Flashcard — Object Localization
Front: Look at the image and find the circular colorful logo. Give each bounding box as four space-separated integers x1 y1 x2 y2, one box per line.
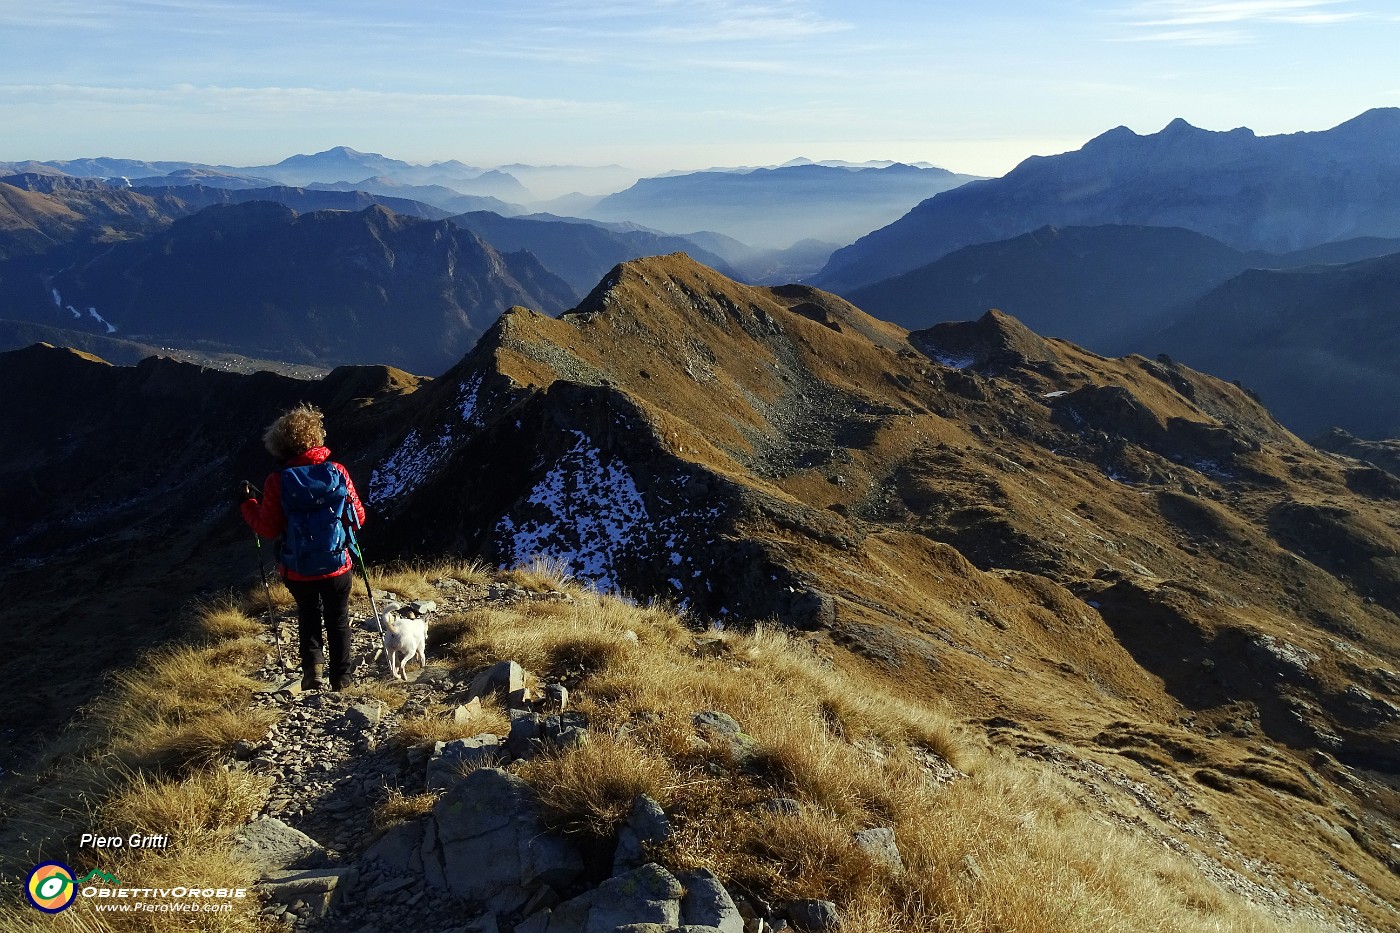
26 862 77 913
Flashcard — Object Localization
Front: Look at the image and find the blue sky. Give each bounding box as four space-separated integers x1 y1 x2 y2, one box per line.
2 0 1397 177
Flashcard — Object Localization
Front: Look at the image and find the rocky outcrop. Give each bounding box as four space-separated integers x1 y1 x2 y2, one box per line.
911 309 1059 372
364 768 584 913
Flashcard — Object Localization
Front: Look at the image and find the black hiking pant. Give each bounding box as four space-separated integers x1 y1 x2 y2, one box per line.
286 571 353 682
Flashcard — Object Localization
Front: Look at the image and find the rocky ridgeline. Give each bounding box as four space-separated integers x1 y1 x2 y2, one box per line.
226 578 869 933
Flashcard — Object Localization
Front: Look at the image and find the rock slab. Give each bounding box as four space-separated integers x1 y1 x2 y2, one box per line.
233 817 328 878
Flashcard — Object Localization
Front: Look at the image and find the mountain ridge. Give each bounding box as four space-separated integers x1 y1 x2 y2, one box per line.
816 107 1400 293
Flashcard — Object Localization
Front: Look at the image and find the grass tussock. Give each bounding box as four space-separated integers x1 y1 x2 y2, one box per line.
395 699 511 749
519 733 677 839
102 770 272 849
100 642 274 773
242 576 293 610
372 557 496 597
498 556 574 592
375 788 440 831
193 600 266 642
0 591 280 932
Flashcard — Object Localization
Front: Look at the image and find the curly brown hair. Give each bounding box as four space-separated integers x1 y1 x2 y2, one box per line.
263 404 326 460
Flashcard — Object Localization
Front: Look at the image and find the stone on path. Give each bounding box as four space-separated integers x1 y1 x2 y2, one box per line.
426 735 503 791
232 817 328 878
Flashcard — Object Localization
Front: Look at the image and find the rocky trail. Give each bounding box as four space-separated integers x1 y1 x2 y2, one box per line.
238 576 495 932
228 577 775 933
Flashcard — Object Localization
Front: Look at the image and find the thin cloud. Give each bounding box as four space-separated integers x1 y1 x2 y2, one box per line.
519 0 853 43
0 83 627 117
1119 26 1254 42
643 12 853 42
1116 0 1370 43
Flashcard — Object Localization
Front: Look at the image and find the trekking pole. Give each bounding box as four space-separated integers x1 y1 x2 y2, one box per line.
344 521 385 636
252 530 289 672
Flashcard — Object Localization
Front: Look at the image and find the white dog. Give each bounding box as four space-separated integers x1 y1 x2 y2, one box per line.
382 609 427 680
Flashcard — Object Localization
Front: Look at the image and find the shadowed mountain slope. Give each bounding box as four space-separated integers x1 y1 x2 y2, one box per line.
132 181 455 220
2 202 575 375
1141 251 1400 439
0 174 192 254
1314 429 1400 482
849 224 1400 350
306 178 523 215
817 108 1400 293
3 256 1399 928
847 224 1260 348
0 173 455 263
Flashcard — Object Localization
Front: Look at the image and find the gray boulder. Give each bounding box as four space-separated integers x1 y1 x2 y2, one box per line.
426 735 504 790
232 817 328 878
430 768 583 902
361 820 425 874
468 660 526 701
613 796 672 874
343 700 386 729
788 899 841 931
550 862 684 933
256 868 346 919
852 827 903 872
677 869 743 933
692 710 758 764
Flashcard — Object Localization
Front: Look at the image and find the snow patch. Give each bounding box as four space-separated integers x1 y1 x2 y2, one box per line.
497 432 649 593
932 352 976 370
457 374 483 425
368 373 490 504
369 428 455 504
50 288 116 332
86 307 117 334
495 436 725 599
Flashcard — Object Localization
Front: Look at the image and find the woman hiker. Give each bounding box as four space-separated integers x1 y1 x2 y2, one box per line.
240 404 366 691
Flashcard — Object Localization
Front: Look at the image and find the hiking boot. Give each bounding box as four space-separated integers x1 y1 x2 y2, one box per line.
301 664 326 691
332 673 353 692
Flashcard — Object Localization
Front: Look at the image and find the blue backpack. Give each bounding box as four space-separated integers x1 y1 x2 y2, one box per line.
278 463 350 576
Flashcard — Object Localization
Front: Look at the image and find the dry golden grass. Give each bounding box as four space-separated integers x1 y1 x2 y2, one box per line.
242 575 293 610
519 733 678 839
405 578 1311 933
0 843 266 933
343 679 409 709
192 600 266 642
394 698 511 749
102 770 271 849
0 602 274 933
434 558 493 586
498 556 574 592
2 573 1325 933
368 561 440 600
374 788 440 831
98 640 274 773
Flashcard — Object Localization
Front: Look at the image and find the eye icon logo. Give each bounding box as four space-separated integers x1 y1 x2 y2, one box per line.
26 862 77 912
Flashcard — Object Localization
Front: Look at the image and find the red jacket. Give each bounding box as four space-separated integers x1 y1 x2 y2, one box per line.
241 446 366 581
